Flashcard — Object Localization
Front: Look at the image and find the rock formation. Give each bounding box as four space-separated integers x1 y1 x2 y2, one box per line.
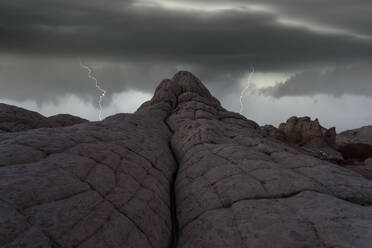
334 126 372 180
47 114 88 127
278 116 335 147
0 103 88 132
337 125 372 161
1 72 372 248
262 117 342 160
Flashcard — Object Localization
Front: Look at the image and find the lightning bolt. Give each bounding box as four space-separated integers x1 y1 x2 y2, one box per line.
78 58 107 121
239 66 255 115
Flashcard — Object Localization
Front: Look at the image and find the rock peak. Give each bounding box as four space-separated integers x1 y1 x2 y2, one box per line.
138 71 221 116
171 71 213 98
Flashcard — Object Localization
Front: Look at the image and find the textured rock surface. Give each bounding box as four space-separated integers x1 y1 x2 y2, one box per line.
157 73 372 248
0 103 88 132
262 117 342 160
337 126 372 161
0 106 176 247
0 103 54 132
261 125 286 142
337 125 372 147
47 114 88 127
278 116 336 147
1 72 372 248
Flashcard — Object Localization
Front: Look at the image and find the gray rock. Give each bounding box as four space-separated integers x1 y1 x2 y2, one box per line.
47 114 88 127
1 71 372 247
337 126 372 161
0 108 176 247
0 103 53 132
337 125 372 146
367 158 372 166
0 103 89 133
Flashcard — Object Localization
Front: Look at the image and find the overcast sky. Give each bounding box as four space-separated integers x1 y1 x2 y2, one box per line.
0 0 371 131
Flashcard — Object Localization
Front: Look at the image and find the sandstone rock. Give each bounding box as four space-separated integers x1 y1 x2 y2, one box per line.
337 126 372 161
262 117 342 160
337 125 372 146
1 71 372 248
0 103 88 132
47 114 88 127
367 158 372 166
0 103 53 132
277 116 336 148
261 125 286 142
0 107 176 247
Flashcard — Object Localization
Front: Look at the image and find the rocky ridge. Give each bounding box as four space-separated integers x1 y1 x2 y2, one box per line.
1 72 372 248
0 103 88 132
262 116 341 160
263 117 372 180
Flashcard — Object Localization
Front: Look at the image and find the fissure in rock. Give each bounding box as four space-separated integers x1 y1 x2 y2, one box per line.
163 117 180 248
168 140 180 248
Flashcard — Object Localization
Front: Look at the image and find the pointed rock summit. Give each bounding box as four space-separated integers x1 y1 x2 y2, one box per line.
1 72 372 248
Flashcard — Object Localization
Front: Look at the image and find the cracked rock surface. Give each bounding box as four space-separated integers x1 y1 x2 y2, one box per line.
0 105 176 247
1 71 372 247
0 103 88 133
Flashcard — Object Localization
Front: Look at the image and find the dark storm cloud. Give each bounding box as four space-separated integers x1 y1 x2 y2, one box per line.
0 0 371 70
261 0 372 37
0 0 372 103
0 56 180 103
185 0 372 37
260 63 372 98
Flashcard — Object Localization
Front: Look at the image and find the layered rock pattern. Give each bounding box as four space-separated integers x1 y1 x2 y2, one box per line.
1 72 372 247
278 116 336 148
156 73 372 248
0 106 176 247
262 117 341 160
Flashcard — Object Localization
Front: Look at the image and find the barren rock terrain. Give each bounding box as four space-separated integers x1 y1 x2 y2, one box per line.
1 72 372 248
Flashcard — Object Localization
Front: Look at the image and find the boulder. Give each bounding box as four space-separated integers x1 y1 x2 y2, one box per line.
337 126 372 161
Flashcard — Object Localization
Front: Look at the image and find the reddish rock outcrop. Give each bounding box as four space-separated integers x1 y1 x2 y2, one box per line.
1 72 372 248
277 116 337 148
261 125 287 142
262 116 342 160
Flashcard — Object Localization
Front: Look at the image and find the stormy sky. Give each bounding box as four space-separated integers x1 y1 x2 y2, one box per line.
0 0 371 131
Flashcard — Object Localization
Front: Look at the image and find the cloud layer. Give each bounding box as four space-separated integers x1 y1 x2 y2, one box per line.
0 0 371 129
260 63 372 98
